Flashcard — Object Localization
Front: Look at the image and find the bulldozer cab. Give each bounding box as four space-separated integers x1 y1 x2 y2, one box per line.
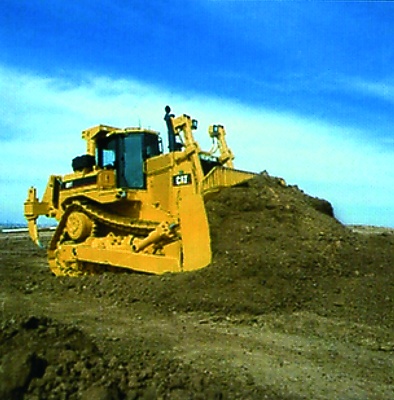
78 108 232 194
79 126 162 190
96 131 162 189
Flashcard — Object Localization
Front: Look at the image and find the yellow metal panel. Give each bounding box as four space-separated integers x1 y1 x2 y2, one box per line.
74 245 181 274
178 193 211 272
97 170 116 189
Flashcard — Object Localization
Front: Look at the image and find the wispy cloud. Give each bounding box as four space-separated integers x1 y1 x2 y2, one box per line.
345 78 394 104
1 65 393 227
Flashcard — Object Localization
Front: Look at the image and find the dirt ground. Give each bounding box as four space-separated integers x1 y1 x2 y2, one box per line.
1 173 393 399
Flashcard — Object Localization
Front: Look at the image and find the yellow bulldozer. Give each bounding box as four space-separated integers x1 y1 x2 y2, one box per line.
24 106 256 276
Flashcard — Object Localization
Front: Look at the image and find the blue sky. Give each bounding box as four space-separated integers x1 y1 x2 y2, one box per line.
1 0 393 227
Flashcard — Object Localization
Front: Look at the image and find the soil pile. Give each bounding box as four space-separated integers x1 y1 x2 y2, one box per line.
58 173 393 327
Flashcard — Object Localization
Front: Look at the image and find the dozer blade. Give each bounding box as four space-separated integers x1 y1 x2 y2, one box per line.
178 193 211 272
200 166 257 199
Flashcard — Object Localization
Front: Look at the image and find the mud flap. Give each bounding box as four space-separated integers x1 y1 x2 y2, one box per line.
178 193 212 272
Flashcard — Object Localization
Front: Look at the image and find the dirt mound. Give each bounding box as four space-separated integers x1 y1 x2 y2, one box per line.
57 173 392 328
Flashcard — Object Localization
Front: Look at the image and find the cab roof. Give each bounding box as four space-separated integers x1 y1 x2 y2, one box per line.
82 124 160 142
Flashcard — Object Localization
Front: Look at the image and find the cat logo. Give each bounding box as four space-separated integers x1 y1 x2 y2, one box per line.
173 173 192 186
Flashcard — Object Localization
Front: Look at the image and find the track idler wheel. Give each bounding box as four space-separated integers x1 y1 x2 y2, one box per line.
66 212 92 242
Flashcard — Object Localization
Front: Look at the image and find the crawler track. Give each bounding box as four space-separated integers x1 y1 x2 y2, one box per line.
47 201 161 276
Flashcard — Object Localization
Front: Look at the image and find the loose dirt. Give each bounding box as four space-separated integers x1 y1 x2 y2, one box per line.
1 173 393 399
